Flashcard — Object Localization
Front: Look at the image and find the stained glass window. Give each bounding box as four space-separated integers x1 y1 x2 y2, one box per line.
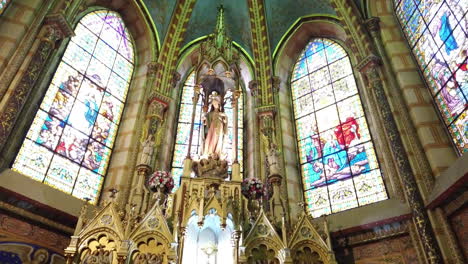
0 0 11 15
171 72 244 189
292 38 387 217
12 10 134 204
394 0 468 154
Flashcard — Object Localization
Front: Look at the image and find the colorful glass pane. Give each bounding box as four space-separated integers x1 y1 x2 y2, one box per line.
395 0 468 154
12 10 134 204
170 72 244 189
292 38 387 217
0 0 11 15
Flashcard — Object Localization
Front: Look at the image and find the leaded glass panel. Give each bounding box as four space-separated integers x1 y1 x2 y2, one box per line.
0 0 11 15
12 10 134 204
394 0 468 154
292 38 387 217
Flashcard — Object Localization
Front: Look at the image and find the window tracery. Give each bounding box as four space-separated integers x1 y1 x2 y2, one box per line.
291 38 387 217
12 10 135 204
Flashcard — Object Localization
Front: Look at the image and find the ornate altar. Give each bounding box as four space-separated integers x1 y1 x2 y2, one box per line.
63 6 337 264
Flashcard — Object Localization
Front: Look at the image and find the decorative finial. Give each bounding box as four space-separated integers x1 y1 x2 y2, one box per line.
214 5 226 49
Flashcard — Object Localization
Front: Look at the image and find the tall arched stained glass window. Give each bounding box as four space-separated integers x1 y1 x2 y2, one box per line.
171 72 244 189
394 0 467 154
292 38 387 217
12 10 134 204
0 0 11 15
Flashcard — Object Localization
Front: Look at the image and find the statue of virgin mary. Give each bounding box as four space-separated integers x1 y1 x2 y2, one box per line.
202 91 228 157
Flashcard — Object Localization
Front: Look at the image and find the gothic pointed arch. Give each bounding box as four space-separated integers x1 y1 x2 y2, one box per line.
290 38 387 217
393 0 467 154
11 10 135 204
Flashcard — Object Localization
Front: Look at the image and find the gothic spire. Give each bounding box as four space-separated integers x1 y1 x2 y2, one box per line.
214 5 226 49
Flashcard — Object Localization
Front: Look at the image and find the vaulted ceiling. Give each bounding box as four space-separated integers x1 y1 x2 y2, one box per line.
141 0 338 58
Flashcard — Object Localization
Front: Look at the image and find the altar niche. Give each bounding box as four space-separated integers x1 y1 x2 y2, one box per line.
182 209 235 264
177 60 243 182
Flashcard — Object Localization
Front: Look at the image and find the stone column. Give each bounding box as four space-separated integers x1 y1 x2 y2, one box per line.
231 89 241 181
364 16 435 198
358 56 443 264
127 90 169 213
182 85 201 177
0 14 73 150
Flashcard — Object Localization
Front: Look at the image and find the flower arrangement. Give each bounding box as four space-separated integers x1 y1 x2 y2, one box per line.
148 171 174 194
241 177 265 200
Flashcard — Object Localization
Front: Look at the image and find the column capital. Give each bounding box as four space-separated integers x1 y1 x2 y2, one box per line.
256 105 277 117
271 76 281 94
356 54 382 73
44 13 74 40
147 62 162 77
249 80 260 97
365 17 381 35
147 92 171 108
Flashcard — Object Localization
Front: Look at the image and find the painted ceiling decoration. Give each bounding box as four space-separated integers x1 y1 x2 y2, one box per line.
264 0 336 55
142 0 177 46
141 0 337 58
182 0 253 56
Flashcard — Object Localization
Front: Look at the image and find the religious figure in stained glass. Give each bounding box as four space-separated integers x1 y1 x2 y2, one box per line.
292 38 387 217
395 0 468 154
12 10 134 203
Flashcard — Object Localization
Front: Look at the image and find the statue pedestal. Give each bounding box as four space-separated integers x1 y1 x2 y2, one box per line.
192 155 228 179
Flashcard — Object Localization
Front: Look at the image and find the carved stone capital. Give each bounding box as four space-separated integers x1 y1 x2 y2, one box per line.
147 61 162 77
44 13 74 40
147 100 168 121
356 54 381 73
257 110 275 130
249 80 259 97
147 92 171 120
365 17 381 35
